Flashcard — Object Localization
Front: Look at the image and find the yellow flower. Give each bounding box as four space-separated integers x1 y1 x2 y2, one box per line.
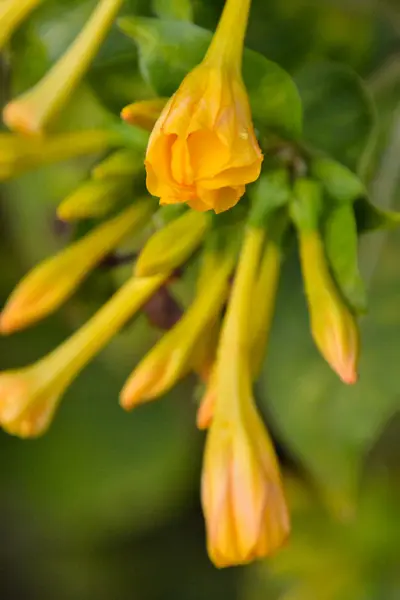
0 274 166 437
0 201 153 333
201 227 289 567
121 98 168 132
3 0 124 135
299 229 359 384
145 0 263 214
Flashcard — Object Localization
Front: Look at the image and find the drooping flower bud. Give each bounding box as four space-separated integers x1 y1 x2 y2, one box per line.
134 209 210 277
0 201 154 333
57 177 132 221
202 227 289 567
0 273 166 438
3 0 124 135
121 242 236 409
0 130 115 182
292 179 360 384
121 98 168 131
145 0 263 213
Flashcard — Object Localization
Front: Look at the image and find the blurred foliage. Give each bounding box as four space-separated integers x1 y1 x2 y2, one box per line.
1 0 400 599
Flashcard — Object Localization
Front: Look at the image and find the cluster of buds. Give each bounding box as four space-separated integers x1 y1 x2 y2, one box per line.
0 0 386 568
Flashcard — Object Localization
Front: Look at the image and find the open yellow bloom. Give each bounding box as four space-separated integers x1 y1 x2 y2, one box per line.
145 0 263 213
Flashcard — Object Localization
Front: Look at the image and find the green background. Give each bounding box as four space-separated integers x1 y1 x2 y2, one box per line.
0 0 399 598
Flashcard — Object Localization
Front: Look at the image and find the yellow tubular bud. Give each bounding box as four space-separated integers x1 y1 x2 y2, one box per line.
250 236 284 378
0 130 116 182
299 229 359 385
145 0 262 214
201 226 289 568
0 0 43 49
197 368 216 430
3 0 124 135
91 149 145 180
0 201 154 334
134 210 210 277
120 245 236 409
57 177 132 222
121 98 168 131
0 273 167 438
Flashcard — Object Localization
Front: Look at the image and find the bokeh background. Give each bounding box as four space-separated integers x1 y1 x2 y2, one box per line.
1 0 400 598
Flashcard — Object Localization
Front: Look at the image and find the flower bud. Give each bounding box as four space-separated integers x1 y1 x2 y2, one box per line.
121 245 235 409
0 201 153 333
121 98 168 131
134 210 210 277
0 130 114 181
91 149 144 180
57 177 132 221
299 229 359 384
3 0 124 134
0 0 42 49
145 0 262 213
201 226 289 567
0 274 167 437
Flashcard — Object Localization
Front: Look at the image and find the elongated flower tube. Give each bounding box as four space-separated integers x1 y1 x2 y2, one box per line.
120 241 236 409
0 0 43 49
91 149 145 180
135 209 210 277
3 0 124 135
0 274 167 438
121 98 168 132
202 227 289 568
145 0 263 213
57 177 133 221
0 200 154 334
292 179 359 384
0 130 116 181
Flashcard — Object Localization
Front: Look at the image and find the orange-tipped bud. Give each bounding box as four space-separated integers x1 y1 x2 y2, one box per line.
0 201 153 333
0 274 166 437
145 0 262 213
3 0 124 135
201 226 289 567
121 98 168 131
202 401 290 568
299 230 360 384
121 244 235 409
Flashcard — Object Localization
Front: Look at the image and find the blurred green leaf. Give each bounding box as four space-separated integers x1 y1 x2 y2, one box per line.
311 156 366 204
118 16 302 138
324 204 367 313
295 62 375 170
355 198 400 233
152 0 193 21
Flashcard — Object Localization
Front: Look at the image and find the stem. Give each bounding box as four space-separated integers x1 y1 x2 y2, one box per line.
205 0 252 67
0 0 43 49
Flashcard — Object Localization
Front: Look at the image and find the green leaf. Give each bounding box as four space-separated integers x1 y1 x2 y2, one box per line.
295 62 375 170
248 169 291 227
355 198 400 233
152 0 193 21
311 156 366 204
118 16 302 138
324 204 367 313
